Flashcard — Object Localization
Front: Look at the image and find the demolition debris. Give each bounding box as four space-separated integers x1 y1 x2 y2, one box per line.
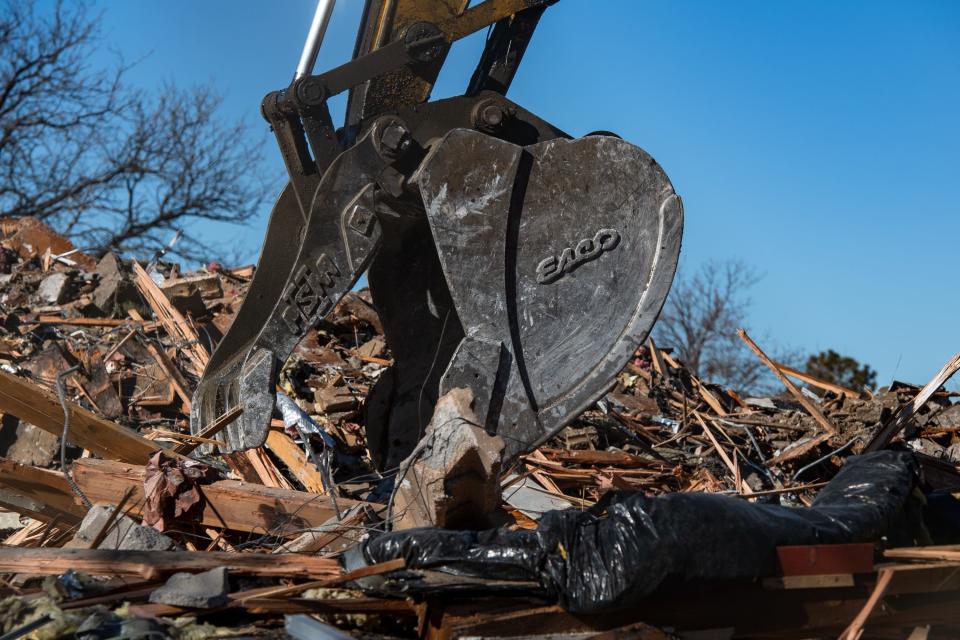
0 217 958 638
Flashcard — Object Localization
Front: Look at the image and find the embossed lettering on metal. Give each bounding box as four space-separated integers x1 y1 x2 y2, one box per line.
280 253 341 332
535 228 621 284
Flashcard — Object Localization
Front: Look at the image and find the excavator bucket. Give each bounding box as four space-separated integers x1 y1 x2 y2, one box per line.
190 0 683 472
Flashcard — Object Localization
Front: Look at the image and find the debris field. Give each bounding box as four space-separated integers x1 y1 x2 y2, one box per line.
0 217 958 639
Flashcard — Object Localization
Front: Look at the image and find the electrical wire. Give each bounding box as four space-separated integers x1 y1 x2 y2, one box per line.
56 365 92 509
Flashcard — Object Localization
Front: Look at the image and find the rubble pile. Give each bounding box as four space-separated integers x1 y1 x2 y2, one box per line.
0 218 958 638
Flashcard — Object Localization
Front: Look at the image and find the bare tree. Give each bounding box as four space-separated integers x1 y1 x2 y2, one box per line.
654 259 770 392
0 1 267 261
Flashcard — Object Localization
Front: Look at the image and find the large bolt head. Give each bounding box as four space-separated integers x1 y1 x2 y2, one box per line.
473 100 508 132
377 120 412 159
480 104 504 128
404 22 445 64
295 78 326 106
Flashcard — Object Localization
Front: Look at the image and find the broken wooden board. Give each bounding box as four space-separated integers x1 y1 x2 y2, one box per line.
131 262 209 377
0 458 84 524
885 544 960 562
771 360 864 399
0 369 162 464
738 329 836 435
866 352 960 452
72 458 360 536
266 429 327 493
0 547 341 580
159 271 223 301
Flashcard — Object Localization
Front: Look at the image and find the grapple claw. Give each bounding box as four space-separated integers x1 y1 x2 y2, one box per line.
190 126 389 451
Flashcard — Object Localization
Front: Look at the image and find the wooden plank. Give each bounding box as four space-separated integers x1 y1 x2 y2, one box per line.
768 432 832 465
776 543 875 576
762 574 856 590
233 558 406 603
266 430 327 493
647 337 667 377
737 330 836 435
72 458 360 536
660 350 728 416
0 369 161 464
838 568 894 640
32 316 145 328
131 596 415 618
173 406 243 455
535 447 647 468
0 547 341 580
770 360 863 398
865 353 960 452
132 262 209 377
885 545 960 562
694 413 752 495
0 458 84 524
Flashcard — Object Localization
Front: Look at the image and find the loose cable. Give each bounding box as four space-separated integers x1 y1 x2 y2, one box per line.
56 365 93 509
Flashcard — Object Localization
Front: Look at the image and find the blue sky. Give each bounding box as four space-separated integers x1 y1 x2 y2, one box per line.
86 0 959 387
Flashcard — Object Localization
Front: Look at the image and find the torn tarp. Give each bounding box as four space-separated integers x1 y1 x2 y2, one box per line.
362 451 926 613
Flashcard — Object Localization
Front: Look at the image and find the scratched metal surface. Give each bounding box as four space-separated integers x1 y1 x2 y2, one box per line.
418 129 683 460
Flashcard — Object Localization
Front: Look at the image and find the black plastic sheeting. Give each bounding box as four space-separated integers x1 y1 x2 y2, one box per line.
363 451 928 613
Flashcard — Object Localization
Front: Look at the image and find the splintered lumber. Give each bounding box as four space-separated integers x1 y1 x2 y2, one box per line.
0 369 161 464
173 406 243 455
737 329 836 435
33 316 136 327
659 349 728 415
694 413 752 495
234 558 405 603
240 447 295 490
838 569 894 640
127 559 407 619
884 545 960 562
72 458 360 536
132 262 209 377
0 458 84 524
768 432 833 465
131 269 288 486
0 547 341 580
231 596 416 617
865 353 960 452
770 360 863 399
647 337 668 377
266 429 327 493
536 447 647 468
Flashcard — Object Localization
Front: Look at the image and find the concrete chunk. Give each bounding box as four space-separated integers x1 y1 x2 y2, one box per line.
37 271 70 304
91 253 139 316
67 503 177 551
149 567 229 609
